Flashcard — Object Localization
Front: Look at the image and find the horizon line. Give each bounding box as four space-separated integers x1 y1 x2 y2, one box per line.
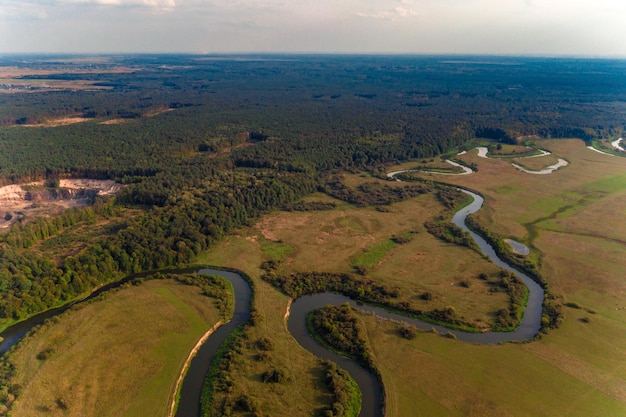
1 51 626 60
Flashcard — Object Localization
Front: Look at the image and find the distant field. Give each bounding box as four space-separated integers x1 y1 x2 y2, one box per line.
510 154 560 171
7 279 222 417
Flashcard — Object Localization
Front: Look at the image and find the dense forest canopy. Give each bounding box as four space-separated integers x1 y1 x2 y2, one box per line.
1 55 625 182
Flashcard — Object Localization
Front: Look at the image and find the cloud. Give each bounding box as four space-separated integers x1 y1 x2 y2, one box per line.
0 1 51 20
61 0 176 11
357 4 417 20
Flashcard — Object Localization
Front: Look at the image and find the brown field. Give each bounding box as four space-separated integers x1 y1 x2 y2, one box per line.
510 154 560 170
214 180 512 326
19 116 92 127
0 64 135 94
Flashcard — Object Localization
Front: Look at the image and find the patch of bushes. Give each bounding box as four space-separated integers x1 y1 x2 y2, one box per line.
255 337 274 352
424 219 479 251
398 323 418 340
320 360 361 417
261 368 288 383
173 273 234 319
284 201 337 211
308 304 374 370
36 347 54 361
324 176 430 207
420 291 433 301
309 305 384 417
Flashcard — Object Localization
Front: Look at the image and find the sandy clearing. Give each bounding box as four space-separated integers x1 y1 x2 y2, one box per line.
611 137 624 151
20 117 91 127
0 179 123 230
59 179 122 195
587 146 615 156
99 118 128 125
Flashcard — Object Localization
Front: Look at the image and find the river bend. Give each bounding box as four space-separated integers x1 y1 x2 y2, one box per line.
0 184 545 417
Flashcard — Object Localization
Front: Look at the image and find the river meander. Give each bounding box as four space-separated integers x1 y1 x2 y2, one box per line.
0 183 545 417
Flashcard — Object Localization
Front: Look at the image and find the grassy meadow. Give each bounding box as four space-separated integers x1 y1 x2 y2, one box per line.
7 279 222 417
376 139 626 416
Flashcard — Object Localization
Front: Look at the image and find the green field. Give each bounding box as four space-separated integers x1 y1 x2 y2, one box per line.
6 279 223 417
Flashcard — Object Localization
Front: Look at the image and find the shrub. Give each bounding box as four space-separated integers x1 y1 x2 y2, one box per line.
234 395 259 412
398 324 418 340
262 368 288 383
36 347 54 361
421 291 433 301
256 337 274 351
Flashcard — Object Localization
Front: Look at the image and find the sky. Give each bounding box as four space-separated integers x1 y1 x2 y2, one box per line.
1 0 625 56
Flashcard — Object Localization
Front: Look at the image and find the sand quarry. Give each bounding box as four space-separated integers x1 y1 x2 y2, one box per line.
0 179 122 231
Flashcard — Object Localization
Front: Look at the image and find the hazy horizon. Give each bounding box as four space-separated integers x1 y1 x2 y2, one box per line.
2 0 626 57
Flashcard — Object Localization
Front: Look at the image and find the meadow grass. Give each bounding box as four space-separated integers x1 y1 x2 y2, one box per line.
380 139 626 416
248 186 511 326
8 279 222 417
510 154 559 171
363 314 626 417
351 238 397 267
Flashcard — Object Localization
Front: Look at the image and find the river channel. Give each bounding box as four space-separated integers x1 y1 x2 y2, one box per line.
0 186 544 417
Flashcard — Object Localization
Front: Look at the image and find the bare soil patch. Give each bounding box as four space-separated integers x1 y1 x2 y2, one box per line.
0 179 122 232
20 117 91 127
99 118 128 125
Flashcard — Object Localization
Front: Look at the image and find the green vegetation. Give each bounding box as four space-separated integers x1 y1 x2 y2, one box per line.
258 236 294 261
0 276 228 417
351 238 397 268
1 55 625 417
321 361 362 417
308 305 377 416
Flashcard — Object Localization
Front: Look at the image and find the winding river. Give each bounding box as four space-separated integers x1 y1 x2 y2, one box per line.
0 183 545 417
